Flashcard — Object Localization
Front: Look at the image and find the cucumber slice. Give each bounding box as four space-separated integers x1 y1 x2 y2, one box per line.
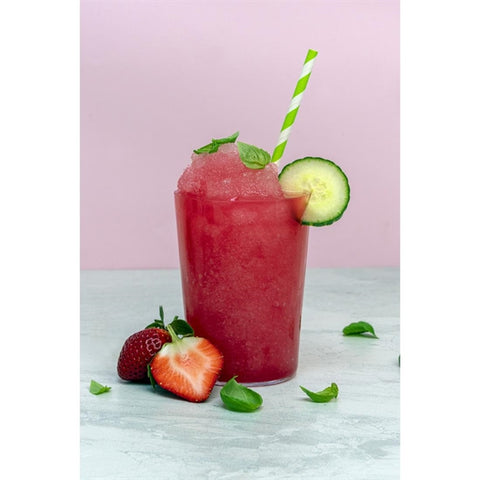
278 157 350 226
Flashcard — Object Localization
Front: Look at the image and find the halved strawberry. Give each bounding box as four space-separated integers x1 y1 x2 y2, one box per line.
117 323 171 382
149 324 223 402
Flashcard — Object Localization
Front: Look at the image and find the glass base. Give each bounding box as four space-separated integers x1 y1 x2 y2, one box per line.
216 372 296 387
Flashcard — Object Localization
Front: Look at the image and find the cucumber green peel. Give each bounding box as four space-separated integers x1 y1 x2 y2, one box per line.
278 157 350 226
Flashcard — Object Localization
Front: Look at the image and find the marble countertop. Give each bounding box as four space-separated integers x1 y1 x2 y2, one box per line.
80 268 399 479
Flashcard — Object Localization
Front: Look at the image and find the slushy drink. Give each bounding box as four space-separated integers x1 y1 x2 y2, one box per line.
175 142 309 385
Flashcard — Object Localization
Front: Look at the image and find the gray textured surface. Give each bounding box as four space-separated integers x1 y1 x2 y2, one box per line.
81 268 399 479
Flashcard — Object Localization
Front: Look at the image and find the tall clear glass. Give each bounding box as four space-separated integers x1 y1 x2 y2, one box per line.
175 191 309 385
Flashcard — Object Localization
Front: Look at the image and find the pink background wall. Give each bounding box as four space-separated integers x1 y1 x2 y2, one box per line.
81 0 399 269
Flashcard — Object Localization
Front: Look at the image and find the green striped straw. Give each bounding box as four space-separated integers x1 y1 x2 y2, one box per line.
271 49 318 163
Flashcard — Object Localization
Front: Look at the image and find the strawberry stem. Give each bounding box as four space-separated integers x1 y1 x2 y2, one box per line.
166 324 181 344
145 306 166 329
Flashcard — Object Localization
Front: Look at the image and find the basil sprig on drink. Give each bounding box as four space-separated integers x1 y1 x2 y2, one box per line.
193 131 240 154
237 142 271 169
193 131 271 169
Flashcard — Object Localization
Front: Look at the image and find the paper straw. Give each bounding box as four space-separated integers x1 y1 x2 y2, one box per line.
271 49 318 163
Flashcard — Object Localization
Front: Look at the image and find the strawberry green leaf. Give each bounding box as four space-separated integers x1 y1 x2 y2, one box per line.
89 380 111 395
145 319 165 329
169 317 194 337
147 364 158 390
220 377 263 412
342 321 378 338
146 305 166 329
300 383 338 403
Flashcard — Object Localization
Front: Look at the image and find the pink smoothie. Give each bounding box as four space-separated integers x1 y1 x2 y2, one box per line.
175 144 308 384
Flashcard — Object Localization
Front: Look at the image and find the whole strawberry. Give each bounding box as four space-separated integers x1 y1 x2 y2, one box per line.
117 307 171 382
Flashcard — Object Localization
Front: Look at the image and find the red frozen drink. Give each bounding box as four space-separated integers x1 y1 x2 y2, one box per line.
175 142 309 384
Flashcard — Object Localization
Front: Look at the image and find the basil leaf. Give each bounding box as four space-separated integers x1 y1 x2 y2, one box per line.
169 317 194 337
342 321 378 338
194 131 239 154
220 377 263 412
89 380 111 395
237 141 271 169
300 383 338 403
212 131 239 145
193 144 218 154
